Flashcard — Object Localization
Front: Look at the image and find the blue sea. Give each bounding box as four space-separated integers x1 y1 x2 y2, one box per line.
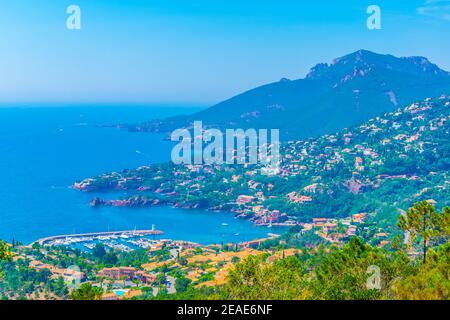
0 106 280 245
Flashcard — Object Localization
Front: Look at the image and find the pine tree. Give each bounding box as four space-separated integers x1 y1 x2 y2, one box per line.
398 201 442 263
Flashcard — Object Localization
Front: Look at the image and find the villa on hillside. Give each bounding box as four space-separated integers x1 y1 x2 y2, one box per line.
98 267 156 284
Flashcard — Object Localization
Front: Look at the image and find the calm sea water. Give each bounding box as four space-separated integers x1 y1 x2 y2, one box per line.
0 106 278 245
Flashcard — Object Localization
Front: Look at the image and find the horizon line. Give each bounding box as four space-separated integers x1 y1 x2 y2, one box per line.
0 101 212 108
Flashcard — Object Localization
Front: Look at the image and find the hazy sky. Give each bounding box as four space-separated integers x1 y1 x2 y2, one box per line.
1 0 449 105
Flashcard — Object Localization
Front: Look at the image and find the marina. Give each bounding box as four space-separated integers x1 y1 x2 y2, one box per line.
33 227 164 250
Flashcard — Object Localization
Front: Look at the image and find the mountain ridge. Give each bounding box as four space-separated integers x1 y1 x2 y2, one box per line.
125 50 450 140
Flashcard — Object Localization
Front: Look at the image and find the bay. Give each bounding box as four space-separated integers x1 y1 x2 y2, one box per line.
0 106 279 245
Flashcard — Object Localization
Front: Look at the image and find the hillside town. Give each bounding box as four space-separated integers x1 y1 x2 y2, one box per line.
1 97 449 300
73 96 449 228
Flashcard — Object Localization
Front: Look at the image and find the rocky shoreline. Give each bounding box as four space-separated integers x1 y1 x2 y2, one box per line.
89 195 204 210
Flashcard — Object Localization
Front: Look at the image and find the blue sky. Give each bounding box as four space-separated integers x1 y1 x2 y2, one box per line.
0 0 449 105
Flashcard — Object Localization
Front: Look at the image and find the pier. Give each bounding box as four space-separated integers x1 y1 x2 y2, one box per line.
33 229 164 246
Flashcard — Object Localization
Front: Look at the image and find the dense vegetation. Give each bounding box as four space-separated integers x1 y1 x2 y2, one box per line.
149 202 449 300
152 237 449 300
0 242 68 300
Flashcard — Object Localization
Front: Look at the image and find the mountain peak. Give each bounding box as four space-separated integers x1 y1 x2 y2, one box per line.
333 49 380 63
306 50 448 81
